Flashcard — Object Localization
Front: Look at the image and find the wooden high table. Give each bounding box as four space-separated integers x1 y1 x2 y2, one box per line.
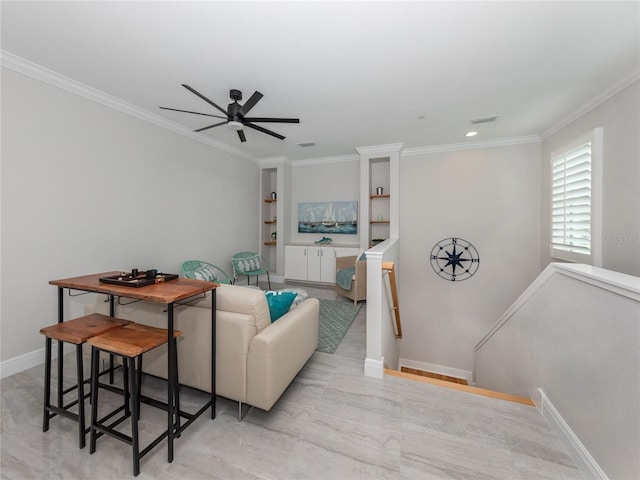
49 271 218 463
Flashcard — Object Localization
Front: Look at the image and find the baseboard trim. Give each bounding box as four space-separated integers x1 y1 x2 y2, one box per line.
0 344 75 379
364 357 384 379
398 358 473 384
538 389 608 480
1 349 44 379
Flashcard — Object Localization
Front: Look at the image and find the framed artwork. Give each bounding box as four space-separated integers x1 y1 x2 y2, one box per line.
298 201 358 234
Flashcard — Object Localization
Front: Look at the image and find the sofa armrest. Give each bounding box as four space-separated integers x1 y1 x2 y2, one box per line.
246 297 320 411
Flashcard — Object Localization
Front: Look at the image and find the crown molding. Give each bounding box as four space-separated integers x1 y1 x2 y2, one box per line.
0 50 258 162
540 69 640 140
291 153 359 166
402 135 540 157
258 156 290 167
356 143 404 156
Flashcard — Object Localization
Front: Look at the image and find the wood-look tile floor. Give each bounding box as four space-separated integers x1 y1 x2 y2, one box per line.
0 282 583 479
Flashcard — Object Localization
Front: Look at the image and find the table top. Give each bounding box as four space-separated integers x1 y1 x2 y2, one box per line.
50 271 218 304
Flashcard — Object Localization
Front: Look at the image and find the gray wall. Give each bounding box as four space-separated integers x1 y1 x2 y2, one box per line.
1 67 259 363
474 264 640 480
290 159 360 246
398 143 542 375
541 80 640 276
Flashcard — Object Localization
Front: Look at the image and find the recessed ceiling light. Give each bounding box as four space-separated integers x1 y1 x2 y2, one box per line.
465 131 478 137
297 141 316 147
417 115 426 120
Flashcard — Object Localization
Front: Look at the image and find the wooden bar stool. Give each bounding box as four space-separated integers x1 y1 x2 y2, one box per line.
39 313 133 449
88 323 182 477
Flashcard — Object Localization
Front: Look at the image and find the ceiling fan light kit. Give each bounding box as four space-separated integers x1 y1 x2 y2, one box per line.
160 85 299 142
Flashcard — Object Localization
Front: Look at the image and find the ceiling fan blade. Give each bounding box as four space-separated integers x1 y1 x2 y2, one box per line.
238 91 263 117
244 122 285 140
194 121 228 132
238 130 247 142
243 117 300 123
159 106 227 119
182 84 228 116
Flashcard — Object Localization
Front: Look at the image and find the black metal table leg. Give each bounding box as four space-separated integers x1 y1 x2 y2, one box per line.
167 302 175 463
211 289 216 419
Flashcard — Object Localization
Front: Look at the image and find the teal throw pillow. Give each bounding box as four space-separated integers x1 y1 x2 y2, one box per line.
265 291 298 322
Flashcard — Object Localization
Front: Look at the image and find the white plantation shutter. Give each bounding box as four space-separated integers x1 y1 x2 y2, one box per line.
550 128 602 265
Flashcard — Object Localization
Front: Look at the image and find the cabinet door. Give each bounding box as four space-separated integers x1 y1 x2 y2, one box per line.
306 246 322 282
285 246 308 281
319 246 336 283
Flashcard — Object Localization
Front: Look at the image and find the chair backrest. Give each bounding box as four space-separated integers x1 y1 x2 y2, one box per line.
182 260 231 284
230 252 269 275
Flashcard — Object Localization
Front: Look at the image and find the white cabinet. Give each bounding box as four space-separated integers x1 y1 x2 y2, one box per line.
284 245 308 280
307 246 335 283
285 245 359 283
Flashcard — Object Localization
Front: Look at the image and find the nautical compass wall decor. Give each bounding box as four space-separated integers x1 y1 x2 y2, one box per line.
430 237 480 281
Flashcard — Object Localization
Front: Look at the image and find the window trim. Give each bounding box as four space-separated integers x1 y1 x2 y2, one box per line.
550 127 603 266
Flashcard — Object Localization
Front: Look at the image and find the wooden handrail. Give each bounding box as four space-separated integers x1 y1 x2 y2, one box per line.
382 261 402 338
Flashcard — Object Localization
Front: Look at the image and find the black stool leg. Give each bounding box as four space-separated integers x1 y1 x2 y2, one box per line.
123 358 130 416
75 344 86 449
136 356 143 419
128 356 141 477
57 340 64 408
89 347 100 454
171 337 181 436
42 337 52 432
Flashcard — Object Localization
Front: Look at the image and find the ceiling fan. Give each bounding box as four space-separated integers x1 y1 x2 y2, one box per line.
160 85 300 142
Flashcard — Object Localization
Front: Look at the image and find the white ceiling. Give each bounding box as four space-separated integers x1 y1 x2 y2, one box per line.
2 1 639 161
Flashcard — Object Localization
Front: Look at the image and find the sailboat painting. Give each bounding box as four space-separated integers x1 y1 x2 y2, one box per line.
298 201 358 234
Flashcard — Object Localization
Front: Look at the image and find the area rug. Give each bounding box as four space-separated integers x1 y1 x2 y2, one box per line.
317 299 362 354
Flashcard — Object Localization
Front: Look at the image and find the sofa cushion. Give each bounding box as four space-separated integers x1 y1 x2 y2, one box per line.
180 284 271 333
265 291 298 322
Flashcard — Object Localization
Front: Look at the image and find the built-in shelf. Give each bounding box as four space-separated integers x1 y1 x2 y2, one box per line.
264 198 276 203
370 220 390 224
264 220 276 224
264 241 276 246
369 194 390 199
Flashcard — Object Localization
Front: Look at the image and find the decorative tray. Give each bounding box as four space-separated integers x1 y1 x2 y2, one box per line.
99 271 178 288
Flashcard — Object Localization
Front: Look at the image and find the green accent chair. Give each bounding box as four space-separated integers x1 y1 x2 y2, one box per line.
231 252 271 290
181 260 231 284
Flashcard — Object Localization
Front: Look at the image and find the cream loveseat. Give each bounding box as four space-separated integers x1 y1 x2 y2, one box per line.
86 284 319 416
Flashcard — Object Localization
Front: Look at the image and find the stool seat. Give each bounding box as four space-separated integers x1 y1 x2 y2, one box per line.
88 323 183 476
40 313 133 450
40 313 133 344
88 323 182 357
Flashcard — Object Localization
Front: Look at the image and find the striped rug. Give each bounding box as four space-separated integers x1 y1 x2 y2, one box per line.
316 299 362 353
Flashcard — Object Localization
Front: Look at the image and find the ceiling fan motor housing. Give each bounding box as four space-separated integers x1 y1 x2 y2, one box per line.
230 89 242 101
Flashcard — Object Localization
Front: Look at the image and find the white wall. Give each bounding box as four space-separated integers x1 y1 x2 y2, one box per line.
474 264 640 480
0 67 259 365
290 159 360 246
398 143 542 375
541 80 640 276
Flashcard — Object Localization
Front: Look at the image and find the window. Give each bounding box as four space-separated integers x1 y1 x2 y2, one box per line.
550 128 602 265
